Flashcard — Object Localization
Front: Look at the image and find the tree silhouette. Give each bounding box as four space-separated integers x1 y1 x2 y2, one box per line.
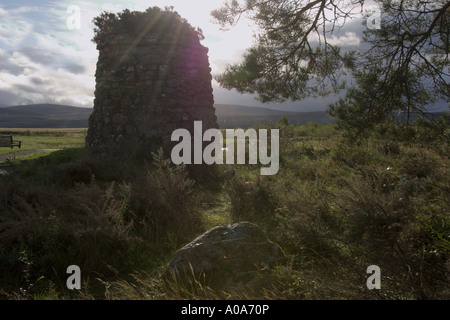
212 0 449 129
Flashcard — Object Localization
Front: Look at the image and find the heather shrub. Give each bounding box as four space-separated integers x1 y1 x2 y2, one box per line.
57 161 93 186
225 176 279 228
332 143 380 167
127 148 203 246
0 181 138 296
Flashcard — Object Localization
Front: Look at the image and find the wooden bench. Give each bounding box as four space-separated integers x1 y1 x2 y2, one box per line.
0 135 22 149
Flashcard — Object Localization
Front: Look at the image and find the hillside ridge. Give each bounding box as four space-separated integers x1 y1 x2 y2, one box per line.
0 103 335 128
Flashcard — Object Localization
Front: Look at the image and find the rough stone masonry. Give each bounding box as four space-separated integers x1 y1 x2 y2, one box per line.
85 8 218 156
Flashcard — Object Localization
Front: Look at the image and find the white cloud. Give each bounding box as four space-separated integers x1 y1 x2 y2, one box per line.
0 47 95 107
0 1 99 107
327 31 361 47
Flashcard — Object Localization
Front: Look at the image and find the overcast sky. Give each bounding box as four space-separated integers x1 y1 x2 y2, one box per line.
0 0 385 112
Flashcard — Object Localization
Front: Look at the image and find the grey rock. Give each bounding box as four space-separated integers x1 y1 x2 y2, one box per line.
167 78 180 88
166 221 284 288
159 65 169 77
112 113 126 125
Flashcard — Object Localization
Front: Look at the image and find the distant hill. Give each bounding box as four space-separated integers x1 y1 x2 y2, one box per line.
0 104 92 128
0 103 336 128
0 103 445 129
215 104 335 128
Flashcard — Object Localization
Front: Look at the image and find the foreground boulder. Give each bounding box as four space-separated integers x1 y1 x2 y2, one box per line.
166 221 284 288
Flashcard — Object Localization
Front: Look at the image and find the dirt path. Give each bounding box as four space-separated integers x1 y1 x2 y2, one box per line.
0 149 60 163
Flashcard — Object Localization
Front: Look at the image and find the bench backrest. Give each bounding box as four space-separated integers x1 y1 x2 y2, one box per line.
0 135 13 146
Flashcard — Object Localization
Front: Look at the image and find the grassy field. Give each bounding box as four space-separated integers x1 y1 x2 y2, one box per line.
0 128 87 158
0 122 448 300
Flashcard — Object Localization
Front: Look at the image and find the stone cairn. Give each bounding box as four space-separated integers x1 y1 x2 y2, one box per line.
85 8 218 157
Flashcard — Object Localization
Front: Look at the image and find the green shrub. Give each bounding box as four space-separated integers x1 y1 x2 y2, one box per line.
0 181 138 296
399 155 436 178
57 161 93 187
379 140 401 155
127 148 203 245
332 143 379 167
226 176 279 228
